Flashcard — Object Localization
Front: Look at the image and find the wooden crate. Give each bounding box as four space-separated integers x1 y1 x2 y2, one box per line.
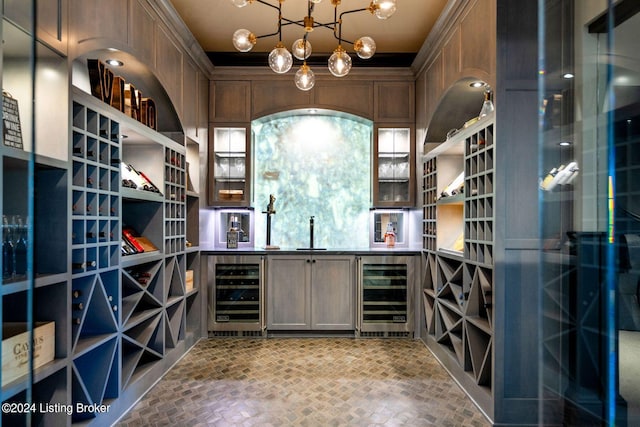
2 321 55 386
185 270 194 292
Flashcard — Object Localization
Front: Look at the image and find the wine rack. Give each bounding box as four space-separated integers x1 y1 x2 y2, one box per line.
164 148 186 254
422 113 495 404
70 100 122 422
422 158 437 251
64 90 202 424
464 123 495 266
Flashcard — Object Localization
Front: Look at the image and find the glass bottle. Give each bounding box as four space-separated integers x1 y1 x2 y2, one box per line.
2 215 15 279
384 222 396 248
479 88 495 118
14 216 27 276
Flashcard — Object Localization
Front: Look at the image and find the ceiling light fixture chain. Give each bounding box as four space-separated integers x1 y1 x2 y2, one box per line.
230 0 397 90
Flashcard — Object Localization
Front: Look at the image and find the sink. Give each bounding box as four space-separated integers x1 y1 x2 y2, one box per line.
296 248 327 251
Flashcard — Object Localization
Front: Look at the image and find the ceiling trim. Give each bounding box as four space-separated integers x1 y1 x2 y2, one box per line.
207 52 416 68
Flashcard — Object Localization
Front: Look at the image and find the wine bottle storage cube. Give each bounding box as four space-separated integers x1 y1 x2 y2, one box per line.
2 156 67 281
464 120 495 267
164 147 186 255
422 158 437 252
2 282 67 380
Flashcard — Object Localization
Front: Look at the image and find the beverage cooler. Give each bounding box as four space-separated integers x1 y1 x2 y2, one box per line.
357 256 415 337
208 256 265 335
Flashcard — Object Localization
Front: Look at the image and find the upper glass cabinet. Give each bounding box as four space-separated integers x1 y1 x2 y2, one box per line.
373 127 414 207
208 126 251 206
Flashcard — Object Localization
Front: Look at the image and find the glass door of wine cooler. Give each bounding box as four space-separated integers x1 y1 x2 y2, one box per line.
358 256 415 336
208 256 264 334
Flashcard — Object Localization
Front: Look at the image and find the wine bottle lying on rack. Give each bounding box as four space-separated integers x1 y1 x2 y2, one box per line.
122 227 145 253
121 239 139 256
72 260 96 270
120 162 163 195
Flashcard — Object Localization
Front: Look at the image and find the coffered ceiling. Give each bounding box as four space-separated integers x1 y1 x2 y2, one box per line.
169 0 448 67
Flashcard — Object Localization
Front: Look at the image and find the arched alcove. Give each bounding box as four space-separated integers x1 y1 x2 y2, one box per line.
424 77 488 145
71 49 183 138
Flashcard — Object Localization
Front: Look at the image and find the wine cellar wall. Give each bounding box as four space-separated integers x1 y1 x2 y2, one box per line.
422 113 495 417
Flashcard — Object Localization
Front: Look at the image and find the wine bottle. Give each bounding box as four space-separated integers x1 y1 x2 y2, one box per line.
73 302 84 310
2 216 15 279
122 227 145 252
14 216 27 276
73 318 81 325
72 260 96 270
72 289 82 298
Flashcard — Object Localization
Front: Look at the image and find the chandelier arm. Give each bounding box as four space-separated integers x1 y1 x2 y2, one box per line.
332 7 369 46
254 0 281 12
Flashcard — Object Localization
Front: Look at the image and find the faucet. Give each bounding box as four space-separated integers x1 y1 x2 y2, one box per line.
309 216 314 249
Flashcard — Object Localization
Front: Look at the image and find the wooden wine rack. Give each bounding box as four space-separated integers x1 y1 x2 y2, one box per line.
422 113 495 413
66 92 201 424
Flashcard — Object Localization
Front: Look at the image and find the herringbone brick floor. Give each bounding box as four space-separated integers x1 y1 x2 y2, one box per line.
116 338 490 426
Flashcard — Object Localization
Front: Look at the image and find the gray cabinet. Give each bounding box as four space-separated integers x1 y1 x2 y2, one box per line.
267 255 354 331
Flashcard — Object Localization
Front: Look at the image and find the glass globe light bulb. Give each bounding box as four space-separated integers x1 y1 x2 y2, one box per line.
232 29 256 52
354 36 376 59
230 0 250 7
310 0 322 3
268 43 293 74
292 39 312 60
328 46 352 77
295 64 315 91
372 0 397 19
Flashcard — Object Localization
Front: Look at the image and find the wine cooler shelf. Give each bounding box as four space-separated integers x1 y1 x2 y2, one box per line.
362 264 408 324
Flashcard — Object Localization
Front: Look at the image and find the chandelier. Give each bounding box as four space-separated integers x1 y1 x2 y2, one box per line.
230 0 398 90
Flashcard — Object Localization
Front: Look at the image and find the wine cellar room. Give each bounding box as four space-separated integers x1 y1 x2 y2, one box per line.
2 0 640 426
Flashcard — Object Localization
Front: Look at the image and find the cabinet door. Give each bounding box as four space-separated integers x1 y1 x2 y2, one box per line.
267 256 310 329
208 126 251 206
373 126 415 207
311 256 354 330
